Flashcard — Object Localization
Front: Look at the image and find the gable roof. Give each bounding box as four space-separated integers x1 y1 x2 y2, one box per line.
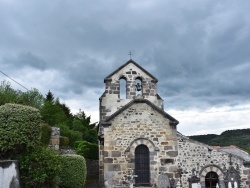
103 98 179 126
105 59 158 82
215 146 250 162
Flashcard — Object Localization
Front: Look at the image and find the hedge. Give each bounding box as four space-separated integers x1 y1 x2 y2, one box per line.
58 154 87 188
0 103 41 159
75 141 99 160
19 147 60 188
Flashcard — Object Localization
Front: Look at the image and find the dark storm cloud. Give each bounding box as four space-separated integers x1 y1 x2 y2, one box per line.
1 0 250 112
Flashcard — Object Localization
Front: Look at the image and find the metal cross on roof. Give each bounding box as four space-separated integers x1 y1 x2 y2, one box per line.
128 51 132 59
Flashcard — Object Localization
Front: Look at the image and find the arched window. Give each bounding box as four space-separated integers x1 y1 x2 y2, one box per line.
135 144 150 186
205 171 219 188
135 77 142 96
119 77 126 99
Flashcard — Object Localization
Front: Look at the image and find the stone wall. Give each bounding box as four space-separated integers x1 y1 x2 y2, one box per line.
0 160 20 188
100 102 178 187
49 127 60 150
176 134 250 188
100 61 163 122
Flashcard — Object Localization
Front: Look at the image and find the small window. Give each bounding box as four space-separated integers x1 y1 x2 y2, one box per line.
119 78 126 99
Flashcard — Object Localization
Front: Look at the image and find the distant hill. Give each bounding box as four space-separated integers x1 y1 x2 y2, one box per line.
189 128 250 153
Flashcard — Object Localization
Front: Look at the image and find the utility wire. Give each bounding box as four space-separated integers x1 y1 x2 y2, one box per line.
0 70 29 91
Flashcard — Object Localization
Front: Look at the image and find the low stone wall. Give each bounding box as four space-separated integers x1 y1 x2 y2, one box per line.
85 158 99 179
0 160 20 188
49 127 60 150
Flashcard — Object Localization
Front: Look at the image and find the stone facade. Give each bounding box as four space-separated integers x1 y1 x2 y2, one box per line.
176 134 250 188
98 60 250 188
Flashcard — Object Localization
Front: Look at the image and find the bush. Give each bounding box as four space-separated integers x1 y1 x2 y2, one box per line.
56 123 82 147
69 130 82 147
60 136 69 148
0 103 41 159
40 123 52 146
58 154 87 188
75 141 99 160
19 146 61 188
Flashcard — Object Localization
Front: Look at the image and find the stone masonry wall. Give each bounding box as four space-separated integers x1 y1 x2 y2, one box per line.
100 62 163 122
49 127 60 150
102 103 178 187
176 135 250 188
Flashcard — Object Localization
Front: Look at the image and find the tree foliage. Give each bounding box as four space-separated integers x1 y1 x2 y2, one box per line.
40 123 52 146
0 81 19 105
72 110 98 144
0 82 98 150
190 128 250 153
75 141 99 160
0 81 44 109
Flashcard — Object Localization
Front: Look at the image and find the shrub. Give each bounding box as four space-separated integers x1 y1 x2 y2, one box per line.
69 130 82 147
40 123 52 146
58 154 87 188
19 146 61 188
75 141 99 160
0 103 41 159
60 136 69 148
56 123 82 147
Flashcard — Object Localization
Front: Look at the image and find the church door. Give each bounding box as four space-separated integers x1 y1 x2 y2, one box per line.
135 144 150 186
205 172 219 188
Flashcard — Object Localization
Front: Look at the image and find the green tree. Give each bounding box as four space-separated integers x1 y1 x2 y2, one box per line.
0 81 44 109
72 111 98 144
41 91 73 127
40 100 68 126
45 90 54 102
0 81 19 105
16 88 44 109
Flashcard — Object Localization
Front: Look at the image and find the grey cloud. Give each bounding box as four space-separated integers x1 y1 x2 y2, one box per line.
4 52 46 70
0 0 250 114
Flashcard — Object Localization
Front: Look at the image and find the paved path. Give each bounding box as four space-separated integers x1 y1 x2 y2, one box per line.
84 179 100 188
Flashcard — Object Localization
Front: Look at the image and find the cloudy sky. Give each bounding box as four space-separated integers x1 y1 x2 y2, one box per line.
1 0 250 136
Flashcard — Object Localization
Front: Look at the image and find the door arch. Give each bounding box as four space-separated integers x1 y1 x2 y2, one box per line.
205 171 219 188
199 165 224 188
135 144 150 186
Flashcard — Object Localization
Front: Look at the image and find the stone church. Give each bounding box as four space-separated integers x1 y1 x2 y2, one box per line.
98 59 250 188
